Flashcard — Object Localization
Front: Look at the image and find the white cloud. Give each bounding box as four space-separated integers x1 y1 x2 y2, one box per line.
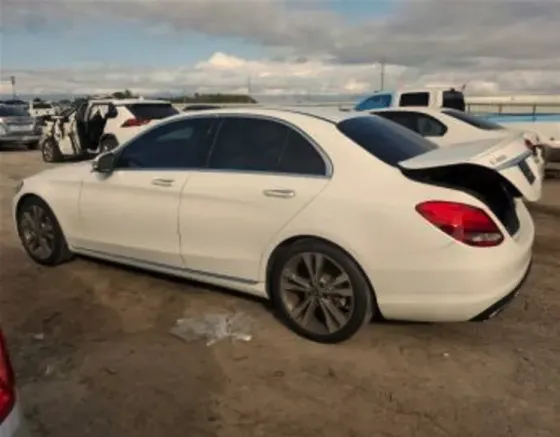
2 0 560 96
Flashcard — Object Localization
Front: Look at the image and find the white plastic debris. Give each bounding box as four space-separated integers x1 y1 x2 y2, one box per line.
169 312 253 346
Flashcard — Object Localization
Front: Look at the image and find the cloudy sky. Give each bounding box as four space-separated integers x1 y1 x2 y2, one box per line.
1 0 560 97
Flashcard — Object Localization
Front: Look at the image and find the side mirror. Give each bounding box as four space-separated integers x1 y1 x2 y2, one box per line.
92 152 116 174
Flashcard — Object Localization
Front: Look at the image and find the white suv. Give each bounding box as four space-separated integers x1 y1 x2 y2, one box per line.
40 98 179 162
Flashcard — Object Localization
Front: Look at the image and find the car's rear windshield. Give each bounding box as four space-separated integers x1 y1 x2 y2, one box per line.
125 103 179 120
337 115 438 166
33 102 53 109
441 109 505 130
0 105 30 117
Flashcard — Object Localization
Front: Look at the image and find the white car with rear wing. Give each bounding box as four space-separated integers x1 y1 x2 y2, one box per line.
39 98 179 163
13 108 540 343
371 107 547 177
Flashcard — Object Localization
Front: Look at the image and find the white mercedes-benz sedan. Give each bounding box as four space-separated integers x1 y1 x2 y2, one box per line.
13 107 540 343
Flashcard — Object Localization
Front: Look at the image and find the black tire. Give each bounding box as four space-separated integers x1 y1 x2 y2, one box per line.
27 141 40 150
269 239 375 344
99 136 119 153
16 196 74 266
41 138 63 163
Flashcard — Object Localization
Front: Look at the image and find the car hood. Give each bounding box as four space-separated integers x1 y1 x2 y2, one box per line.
27 161 91 183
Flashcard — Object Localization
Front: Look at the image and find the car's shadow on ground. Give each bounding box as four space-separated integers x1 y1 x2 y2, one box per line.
77 255 436 330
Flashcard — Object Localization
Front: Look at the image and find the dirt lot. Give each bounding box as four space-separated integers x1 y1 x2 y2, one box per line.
1 148 559 437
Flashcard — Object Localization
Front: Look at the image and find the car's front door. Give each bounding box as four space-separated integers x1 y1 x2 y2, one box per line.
178 115 330 282
75 117 216 267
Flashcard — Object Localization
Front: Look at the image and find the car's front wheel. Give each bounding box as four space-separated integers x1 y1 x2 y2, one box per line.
269 239 375 343
16 196 74 266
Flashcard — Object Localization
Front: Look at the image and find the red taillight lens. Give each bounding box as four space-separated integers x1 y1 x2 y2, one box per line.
121 118 150 127
0 331 15 423
416 201 504 247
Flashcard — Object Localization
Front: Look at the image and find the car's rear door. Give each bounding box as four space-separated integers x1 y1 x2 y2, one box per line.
76 117 216 266
178 115 330 282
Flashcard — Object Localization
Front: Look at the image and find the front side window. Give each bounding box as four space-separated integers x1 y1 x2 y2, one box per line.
337 115 437 167
115 117 215 169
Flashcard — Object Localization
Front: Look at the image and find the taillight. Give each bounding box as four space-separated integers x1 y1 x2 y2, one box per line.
121 118 150 127
416 201 504 247
0 331 15 423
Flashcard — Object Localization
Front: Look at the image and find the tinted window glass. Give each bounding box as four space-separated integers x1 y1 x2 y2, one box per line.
278 130 326 175
0 105 29 116
209 117 289 172
399 92 430 107
376 111 447 137
32 102 54 109
116 118 214 169
441 109 505 131
125 103 179 120
442 90 465 111
337 115 437 166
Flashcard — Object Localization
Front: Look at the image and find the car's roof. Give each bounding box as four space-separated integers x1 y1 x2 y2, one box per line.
172 106 358 124
370 107 446 116
89 99 172 105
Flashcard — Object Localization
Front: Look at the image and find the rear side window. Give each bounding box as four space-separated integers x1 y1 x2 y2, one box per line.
208 117 327 175
0 105 29 116
278 130 326 176
125 103 179 120
441 109 505 131
209 117 288 172
377 111 447 137
399 92 430 107
337 115 437 166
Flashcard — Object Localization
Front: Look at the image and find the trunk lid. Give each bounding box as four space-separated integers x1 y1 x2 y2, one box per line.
399 133 542 202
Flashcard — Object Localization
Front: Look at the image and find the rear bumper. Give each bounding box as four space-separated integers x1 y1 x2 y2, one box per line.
470 259 532 321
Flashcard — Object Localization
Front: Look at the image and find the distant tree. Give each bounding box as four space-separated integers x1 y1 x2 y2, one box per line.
33 97 44 103
159 93 257 104
111 89 136 99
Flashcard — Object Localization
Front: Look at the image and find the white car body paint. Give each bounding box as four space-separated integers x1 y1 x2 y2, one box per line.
15 108 537 323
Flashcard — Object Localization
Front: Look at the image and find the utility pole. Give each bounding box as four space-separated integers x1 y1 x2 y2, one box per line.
379 59 385 91
10 76 16 99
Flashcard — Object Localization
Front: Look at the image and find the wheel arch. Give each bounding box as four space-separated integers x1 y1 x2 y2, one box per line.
15 193 70 242
263 234 379 309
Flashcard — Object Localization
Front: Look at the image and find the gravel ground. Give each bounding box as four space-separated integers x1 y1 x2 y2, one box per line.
1 148 559 437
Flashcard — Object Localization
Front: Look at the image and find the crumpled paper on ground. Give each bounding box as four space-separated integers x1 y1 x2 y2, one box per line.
169 312 253 346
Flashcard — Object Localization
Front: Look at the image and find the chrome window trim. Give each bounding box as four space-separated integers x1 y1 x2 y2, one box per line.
111 112 334 179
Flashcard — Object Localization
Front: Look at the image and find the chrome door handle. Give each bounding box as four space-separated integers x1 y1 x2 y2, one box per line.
152 178 174 187
263 189 296 198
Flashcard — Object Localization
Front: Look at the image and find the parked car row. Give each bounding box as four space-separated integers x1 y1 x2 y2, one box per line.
14 106 540 343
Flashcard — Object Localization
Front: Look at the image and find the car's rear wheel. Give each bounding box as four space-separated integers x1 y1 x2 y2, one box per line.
16 197 73 266
269 239 374 343
41 138 63 163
